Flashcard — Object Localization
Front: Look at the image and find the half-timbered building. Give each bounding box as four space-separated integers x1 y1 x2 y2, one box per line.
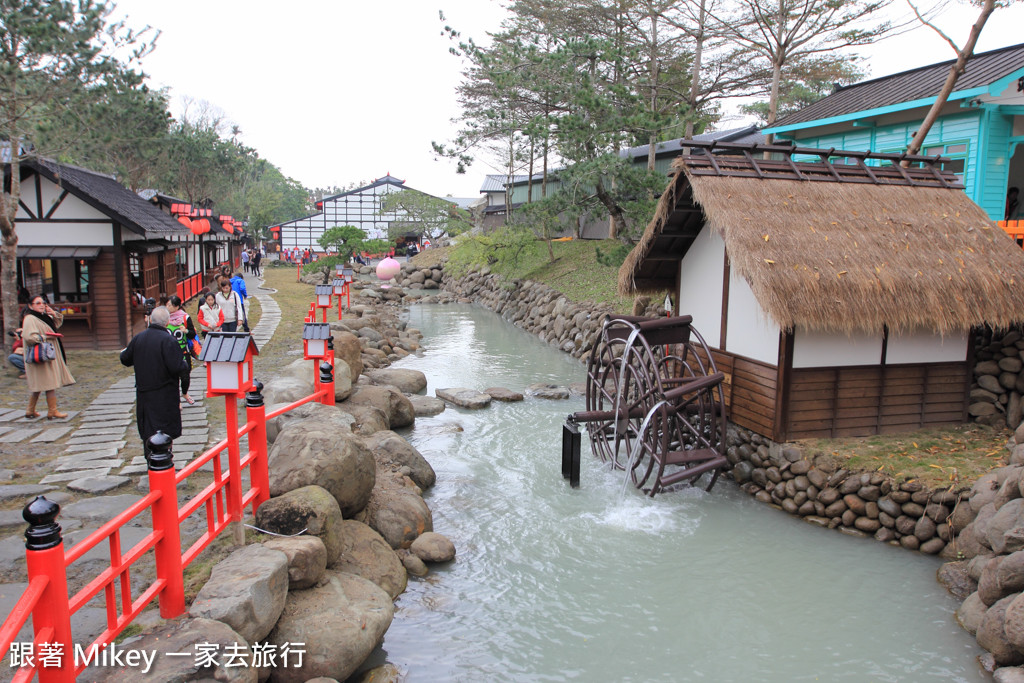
619 142 1024 441
271 175 426 252
6 159 229 350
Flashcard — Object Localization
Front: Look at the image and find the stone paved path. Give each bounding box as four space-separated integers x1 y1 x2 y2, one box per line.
0 271 281 494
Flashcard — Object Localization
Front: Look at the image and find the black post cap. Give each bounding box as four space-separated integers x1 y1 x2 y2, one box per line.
23 496 62 550
246 379 265 408
319 361 334 383
146 431 174 471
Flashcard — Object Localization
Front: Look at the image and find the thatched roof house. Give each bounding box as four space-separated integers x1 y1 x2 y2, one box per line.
620 141 1024 441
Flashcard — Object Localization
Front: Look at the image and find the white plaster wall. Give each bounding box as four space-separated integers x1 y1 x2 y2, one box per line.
793 329 883 368
18 223 112 246
47 190 108 220
886 328 968 364
725 272 780 364
676 229 724 348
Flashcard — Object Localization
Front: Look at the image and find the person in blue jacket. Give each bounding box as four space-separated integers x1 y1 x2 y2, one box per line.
229 272 249 331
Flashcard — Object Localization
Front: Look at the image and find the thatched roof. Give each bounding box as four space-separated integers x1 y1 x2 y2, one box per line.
620 148 1024 335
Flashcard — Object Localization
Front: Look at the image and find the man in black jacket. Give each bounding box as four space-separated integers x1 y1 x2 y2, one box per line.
120 306 188 455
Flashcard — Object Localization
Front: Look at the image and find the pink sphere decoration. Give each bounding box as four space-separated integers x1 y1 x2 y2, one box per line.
376 256 401 283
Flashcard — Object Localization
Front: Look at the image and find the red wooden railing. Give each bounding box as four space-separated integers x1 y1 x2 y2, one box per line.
0 340 337 680
175 272 204 303
999 220 1024 245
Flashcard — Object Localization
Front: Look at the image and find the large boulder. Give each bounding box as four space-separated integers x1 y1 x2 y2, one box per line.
361 430 436 490
267 571 394 683
988 498 1024 554
188 544 289 643
337 403 390 436
345 385 415 429
367 368 427 394
410 531 456 563
265 404 355 444
978 593 1024 666
263 536 327 590
353 468 432 549
269 422 375 516
436 387 491 409
407 394 446 417
278 358 317 384
100 618 256 682
255 486 344 566
263 377 314 407
958 591 988 635
330 357 354 402
330 330 363 381
334 520 408 599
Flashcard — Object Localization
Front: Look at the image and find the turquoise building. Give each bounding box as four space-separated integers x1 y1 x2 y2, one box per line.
764 42 1024 221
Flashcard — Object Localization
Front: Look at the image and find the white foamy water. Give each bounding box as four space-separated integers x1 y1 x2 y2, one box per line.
366 305 985 682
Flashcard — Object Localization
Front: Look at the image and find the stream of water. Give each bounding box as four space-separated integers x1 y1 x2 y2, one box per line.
372 304 985 682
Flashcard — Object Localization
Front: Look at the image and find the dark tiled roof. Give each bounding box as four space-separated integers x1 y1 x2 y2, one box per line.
321 175 407 202
198 332 258 362
302 322 332 340
314 285 334 296
770 42 1024 129
621 126 765 159
30 160 187 236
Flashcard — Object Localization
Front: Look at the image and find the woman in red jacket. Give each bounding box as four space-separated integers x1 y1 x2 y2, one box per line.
197 292 223 338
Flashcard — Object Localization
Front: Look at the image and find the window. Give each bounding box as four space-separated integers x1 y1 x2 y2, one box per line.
924 143 967 180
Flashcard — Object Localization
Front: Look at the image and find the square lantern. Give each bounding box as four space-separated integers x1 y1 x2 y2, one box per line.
303 323 332 360
198 332 259 396
332 278 346 296
314 285 333 308
335 263 345 276
342 267 354 283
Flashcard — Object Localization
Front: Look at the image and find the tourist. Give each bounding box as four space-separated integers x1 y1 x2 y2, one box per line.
166 295 197 405
198 292 223 337
215 279 243 332
23 295 75 419
120 306 187 455
241 248 250 274
7 327 24 378
251 249 262 277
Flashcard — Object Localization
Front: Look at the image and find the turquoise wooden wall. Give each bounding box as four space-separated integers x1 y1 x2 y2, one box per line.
778 109 1014 220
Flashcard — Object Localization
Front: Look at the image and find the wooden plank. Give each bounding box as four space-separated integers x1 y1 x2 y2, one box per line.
788 407 838 421
732 372 776 392
734 357 777 381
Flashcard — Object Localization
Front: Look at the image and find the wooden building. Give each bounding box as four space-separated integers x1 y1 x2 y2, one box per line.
764 42 1024 222
619 142 1024 441
7 158 234 350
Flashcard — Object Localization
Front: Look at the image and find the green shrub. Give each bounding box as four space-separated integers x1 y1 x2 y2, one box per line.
595 243 631 267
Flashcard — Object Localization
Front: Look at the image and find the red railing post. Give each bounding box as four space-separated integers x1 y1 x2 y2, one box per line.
319 361 336 406
245 381 270 511
223 395 245 545
145 432 186 618
297 262 301 282
22 496 75 683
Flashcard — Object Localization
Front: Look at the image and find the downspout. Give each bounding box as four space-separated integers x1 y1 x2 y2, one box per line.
113 223 128 347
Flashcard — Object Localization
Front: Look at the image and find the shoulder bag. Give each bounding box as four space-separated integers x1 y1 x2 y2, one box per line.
28 342 56 363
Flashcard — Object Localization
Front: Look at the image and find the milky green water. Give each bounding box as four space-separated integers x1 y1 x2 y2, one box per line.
373 304 984 682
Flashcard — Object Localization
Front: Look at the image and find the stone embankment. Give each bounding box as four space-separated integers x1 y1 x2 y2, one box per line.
727 426 957 555
970 328 1024 431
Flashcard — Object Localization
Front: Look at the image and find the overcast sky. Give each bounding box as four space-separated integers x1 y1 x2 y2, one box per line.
112 0 1024 201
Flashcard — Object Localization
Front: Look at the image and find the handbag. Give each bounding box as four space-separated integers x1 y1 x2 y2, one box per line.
238 293 250 332
28 342 56 363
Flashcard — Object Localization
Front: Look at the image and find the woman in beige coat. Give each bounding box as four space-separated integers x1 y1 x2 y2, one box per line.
22 296 75 419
